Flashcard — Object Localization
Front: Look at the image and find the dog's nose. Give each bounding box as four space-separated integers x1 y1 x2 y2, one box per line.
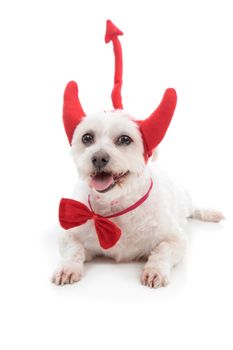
91 151 110 170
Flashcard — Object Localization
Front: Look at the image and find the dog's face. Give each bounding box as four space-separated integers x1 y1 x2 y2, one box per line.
71 110 146 194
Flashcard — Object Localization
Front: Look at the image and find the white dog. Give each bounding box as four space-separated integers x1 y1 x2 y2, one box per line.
52 20 224 288
52 109 224 288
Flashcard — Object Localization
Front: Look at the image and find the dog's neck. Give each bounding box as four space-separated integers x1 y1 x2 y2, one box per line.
89 169 151 217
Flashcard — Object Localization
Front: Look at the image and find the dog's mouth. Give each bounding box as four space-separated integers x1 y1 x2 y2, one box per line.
89 171 130 193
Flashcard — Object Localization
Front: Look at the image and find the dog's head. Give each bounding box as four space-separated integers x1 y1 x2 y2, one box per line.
71 110 145 194
63 81 177 195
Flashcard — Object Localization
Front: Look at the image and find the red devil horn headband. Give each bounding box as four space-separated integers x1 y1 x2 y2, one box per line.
62 20 177 160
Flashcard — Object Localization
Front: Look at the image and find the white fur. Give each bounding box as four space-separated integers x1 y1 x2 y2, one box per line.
52 110 224 288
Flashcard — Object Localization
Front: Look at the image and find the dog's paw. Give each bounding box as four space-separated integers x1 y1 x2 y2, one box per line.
140 267 169 289
52 262 83 286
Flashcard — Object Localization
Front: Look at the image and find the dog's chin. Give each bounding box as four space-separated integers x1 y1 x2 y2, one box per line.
89 170 130 193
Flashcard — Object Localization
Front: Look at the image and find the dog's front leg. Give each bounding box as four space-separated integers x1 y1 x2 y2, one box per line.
52 230 91 286
141 237 186 289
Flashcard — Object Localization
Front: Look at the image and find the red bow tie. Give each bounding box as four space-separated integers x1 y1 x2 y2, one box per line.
59 179 153 249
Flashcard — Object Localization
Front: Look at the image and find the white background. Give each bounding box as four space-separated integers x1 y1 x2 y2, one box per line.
0 0 232 349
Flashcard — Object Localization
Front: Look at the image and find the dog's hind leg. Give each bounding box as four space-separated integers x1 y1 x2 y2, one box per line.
141 236 186 289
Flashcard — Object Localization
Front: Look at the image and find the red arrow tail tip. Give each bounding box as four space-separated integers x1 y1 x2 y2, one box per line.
105 19 123 43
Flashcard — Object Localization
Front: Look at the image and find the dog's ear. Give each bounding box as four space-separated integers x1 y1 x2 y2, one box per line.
137 88 177 162
63 81 86 144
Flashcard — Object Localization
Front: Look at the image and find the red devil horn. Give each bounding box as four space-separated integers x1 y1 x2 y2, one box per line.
63 81 86 144
105 20 124 109
138 88 177 161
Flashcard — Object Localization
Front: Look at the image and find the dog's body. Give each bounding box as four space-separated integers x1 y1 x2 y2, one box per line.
53 111 224 288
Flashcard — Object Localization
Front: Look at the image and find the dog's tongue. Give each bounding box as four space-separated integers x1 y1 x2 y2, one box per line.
90 173 114 191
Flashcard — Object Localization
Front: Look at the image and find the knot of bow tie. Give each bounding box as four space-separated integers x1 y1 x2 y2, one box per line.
59 179 153 249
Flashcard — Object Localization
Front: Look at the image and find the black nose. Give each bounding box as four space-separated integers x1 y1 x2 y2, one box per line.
91 151 110 170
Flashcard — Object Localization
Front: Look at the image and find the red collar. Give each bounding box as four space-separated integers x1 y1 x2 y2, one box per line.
59 179 153 249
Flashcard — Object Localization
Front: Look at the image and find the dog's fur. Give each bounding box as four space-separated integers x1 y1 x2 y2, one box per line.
52 110 224 288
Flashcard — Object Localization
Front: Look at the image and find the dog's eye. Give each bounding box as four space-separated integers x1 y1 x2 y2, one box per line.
82 133 94 145
116 135 132 146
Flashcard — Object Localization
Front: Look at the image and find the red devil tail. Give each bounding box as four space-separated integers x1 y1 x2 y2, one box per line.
105 20 124 109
